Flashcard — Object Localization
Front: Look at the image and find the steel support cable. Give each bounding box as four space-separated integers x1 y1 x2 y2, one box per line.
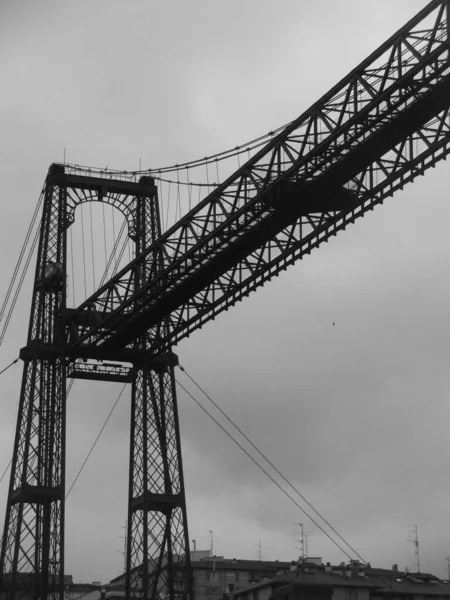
0 458 12 485
102 203 108 271
175 377 358 563
0 189 44 326
1 210 129 493
65 219 129 497
0 357 20 377
70 226 76 307
0 227 40 346
178 365 367 565
65 383 127 499
57 124 288 179
59 3 448 182
68 217 128 396
89 202 96 290
165 181 171 232
112 207 117 273
80 204 87 299
186 169 192 212
1 375 77 486
176 167 181 222
99 220 127 287
112 235 130 278
0 195 43 346
0 358 22 484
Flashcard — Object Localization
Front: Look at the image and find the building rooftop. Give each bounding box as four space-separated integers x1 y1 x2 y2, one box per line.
233 562 450 599
191 557 292 571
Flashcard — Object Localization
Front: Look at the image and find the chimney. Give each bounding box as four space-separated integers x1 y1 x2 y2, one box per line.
392 565 398 572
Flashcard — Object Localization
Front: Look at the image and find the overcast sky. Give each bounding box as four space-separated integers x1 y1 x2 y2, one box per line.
2 0 450 585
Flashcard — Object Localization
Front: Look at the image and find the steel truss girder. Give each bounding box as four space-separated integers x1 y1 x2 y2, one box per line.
65 0 450 354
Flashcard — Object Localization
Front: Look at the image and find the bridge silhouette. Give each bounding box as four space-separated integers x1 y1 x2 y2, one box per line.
1 1 450 599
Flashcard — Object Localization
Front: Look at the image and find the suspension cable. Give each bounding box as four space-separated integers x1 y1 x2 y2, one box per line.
0 229 39 347
176 377 359 562
57 122 289 178
89 202 96 290
80 204 87 299
99 219 127 287
0 358 19 377
0 190 44 326
0 458 12 485
0 193 44 347
0 358 23 484
65 383 127 499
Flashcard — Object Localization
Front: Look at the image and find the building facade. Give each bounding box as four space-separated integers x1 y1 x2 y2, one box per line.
190 556 292 600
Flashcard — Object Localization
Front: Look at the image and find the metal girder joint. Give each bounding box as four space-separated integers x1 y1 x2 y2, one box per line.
19 342 63 362
10 485 63 506
131 492 182 515
138 350 179 372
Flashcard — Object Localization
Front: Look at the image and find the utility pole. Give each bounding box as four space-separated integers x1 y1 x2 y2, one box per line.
257 540 262 562
446 556 450 580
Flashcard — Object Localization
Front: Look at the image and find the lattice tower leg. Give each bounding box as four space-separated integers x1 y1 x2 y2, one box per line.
126 178 193 600
0 165 67 600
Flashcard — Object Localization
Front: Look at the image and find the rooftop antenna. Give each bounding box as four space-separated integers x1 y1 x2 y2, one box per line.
209 530 214 557
209 529 215 597
116 520 127 573
410 525 420 573
295 523 305 560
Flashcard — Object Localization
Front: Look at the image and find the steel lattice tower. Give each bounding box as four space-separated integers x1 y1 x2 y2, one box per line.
0 166 192 600
0 166 68 600
127 178 192 599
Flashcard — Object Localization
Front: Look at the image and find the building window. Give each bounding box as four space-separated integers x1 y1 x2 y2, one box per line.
237 573 250 581
196 572 206 580
345 590 357 600
213 586 222 594
225 573 236 581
